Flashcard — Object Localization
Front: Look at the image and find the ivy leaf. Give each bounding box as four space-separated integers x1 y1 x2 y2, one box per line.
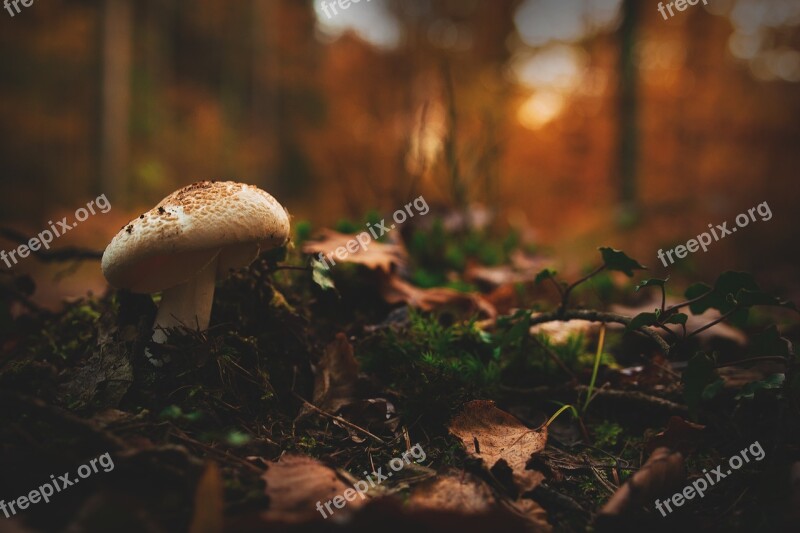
626 311 659 332
735 374 785 400
735 289 798 311
634 277 669 292
598 247 647 277
534 268 558 285
715 271 759 297
311 259 336 291
682 352 718 416
750 326 793 358
684 282 713 314
663 313 688 326
684 272 759 326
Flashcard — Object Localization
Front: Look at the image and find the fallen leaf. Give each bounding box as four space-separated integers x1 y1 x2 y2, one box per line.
408 471 552 532
408 471 495 514
449 400 547 493
380 275 496 319
310 333 359 415
189 462 224 533
302 228 407 273
597 447 685 517
507 499 553 532
262 454 365 524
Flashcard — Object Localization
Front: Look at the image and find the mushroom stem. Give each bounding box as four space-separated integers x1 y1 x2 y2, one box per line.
152 252 219 344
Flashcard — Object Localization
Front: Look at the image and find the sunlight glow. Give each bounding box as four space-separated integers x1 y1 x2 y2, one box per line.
313 0 402 49
517 91 566 130
514 0 622 47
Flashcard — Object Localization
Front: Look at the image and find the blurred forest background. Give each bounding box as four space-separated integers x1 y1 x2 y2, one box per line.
1 0 799 306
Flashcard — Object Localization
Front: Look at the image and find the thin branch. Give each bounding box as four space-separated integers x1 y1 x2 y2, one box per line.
715 356 789 369
654 322 678 342
559 265 606 314
686 307 739 339
292 392 385 444
663 289 715 315
549 277 564 297
574 385 687 414
529 309 671 356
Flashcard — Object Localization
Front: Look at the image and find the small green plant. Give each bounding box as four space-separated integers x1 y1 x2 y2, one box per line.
593 420 624 448
545 403 579 427
583 324 606 413
526 248 798 417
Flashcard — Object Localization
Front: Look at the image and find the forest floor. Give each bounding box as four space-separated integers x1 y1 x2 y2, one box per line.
1 214 798 532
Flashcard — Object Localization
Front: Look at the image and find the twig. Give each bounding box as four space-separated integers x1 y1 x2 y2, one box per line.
574 385 687 414
590 466 618 495
292 392 385 444
528 309 671 356
663 289 714 315
559 265 606 314
170 427 264 474
548 277 564 297
686 307 739 339
715 356 789 368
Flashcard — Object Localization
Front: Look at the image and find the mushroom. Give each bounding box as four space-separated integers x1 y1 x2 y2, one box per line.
102 181 290 365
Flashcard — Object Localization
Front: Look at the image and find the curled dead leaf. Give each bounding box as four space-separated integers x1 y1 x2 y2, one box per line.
380 275 496 319
449 400 547 493
302 228 407 273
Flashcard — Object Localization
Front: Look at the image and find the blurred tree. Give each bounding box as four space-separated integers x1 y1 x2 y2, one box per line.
617 0 640 222
100 0 132 206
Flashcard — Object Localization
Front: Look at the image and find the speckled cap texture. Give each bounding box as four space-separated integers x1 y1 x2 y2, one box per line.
102 181 290 293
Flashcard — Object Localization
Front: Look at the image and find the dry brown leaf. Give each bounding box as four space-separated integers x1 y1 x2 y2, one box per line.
189 462 224 533
408 472 495 514
449 400 547 493
507 499 553 532
598 447 685 517
380 275 497 319
408 472 552 531
262 454 364 524
309 333 359 415
302 228 406 273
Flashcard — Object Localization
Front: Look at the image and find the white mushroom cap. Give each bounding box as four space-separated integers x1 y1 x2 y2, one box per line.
101 181 290 364
102 180 290 293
